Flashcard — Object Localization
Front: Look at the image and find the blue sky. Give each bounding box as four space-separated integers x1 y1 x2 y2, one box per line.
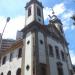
0 0 75 64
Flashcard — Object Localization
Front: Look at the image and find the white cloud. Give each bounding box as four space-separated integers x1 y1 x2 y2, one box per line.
71 25 75 30
43 3 66 20
0 2 74 39
0 16 25 39
53 3 66 15
61 10 74 22
43 7 52 20
43 2 75 31
61 10 75 31
62 11 74 20
63 25 70 31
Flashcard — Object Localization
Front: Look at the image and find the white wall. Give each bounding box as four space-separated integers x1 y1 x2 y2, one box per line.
0 31 72 75
23 32 33 75
38 32 46 64
0 48 22 75
25 4 35 26
25 3 44 26
65 47 72 70
47 36 69 75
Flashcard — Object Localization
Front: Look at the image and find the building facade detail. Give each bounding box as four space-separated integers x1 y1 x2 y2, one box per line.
25 0 44 26
0 0 73 75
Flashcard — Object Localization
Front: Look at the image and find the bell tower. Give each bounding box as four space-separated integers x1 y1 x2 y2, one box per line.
51 15 63 33
25 0 44 26
49 10 64 34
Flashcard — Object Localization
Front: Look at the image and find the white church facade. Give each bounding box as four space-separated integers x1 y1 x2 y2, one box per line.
0 0 73 75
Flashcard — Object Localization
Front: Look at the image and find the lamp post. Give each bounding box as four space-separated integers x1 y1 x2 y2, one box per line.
0 17 10 51
1 17 10 37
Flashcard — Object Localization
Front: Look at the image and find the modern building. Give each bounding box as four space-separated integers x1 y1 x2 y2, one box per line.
16 31 23 41
0 33 15 51
0 0 73 75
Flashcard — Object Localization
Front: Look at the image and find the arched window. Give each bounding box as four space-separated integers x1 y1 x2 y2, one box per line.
57 62 63 75
10 52 13 61
55 46 60 59
16 68 21 75
49 45 54 57
2 56 6 65
7 71 11 75
40 63 47 75
37 7 41 17
28 7 31 17
61 51 65 61
1 72 3 75
18 48 22 58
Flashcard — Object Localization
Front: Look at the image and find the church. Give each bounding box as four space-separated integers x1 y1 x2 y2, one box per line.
0 0 73 75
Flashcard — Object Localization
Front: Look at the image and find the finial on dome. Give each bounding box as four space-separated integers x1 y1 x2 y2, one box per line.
52 8 55 15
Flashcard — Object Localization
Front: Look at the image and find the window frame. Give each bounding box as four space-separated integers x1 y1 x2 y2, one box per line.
1 72 3 75
48 44 54 57
7 71 11 75
10 52 13 62
61 51 65 61
28 7 31 17
16 68 21 75
55 46 60 59
40 63 47 75
37 7 41 17
57 63 63 75
2 56 7 65
18 48 22 58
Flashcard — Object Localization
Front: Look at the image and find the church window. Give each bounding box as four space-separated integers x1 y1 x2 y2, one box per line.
16 68 21 75
18 48 22 58
2 56 6 65
49 45 54 57
40 40 43 44
61 51 65 61
55 46 60 59
10 52 13 61
7 71 11 75
1 72 3 75
40 63 47 75
26 65 30 71
37 7 41 17
27 40 30 45
28 7 31 17
57 62 63 75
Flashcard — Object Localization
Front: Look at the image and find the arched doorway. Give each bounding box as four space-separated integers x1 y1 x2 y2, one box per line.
1 72 3 75
16 68 21 75
7 71 11 75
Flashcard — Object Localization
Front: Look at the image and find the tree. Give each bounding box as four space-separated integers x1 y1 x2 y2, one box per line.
71 14 75 25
